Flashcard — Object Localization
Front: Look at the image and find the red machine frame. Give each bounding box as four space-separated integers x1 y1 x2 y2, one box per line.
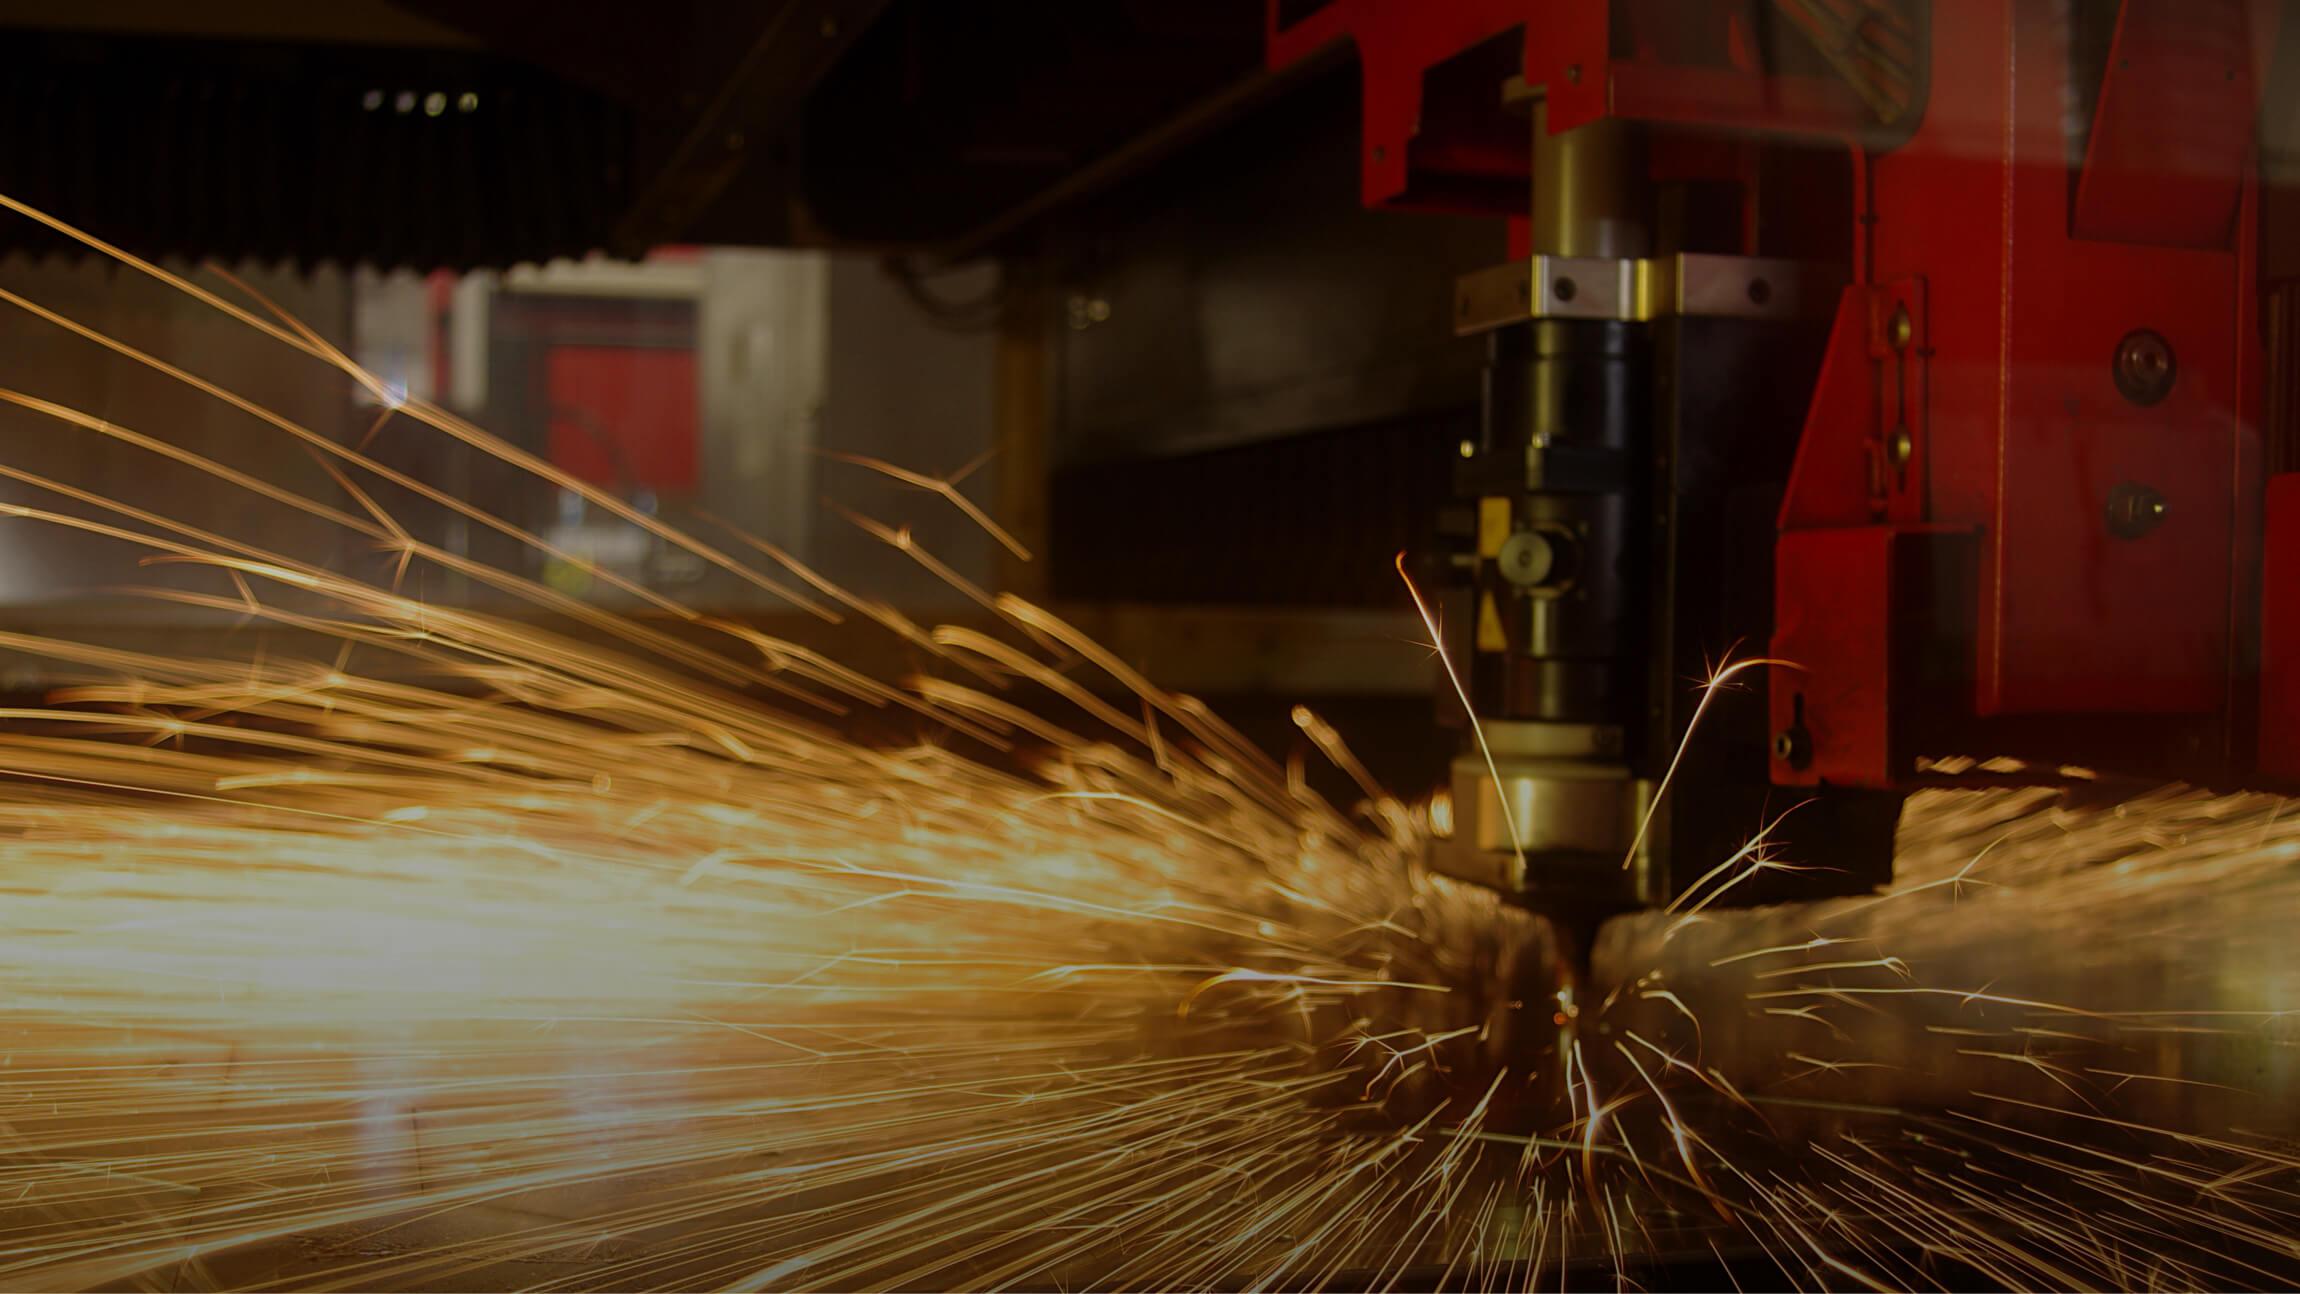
1269 0 2295 793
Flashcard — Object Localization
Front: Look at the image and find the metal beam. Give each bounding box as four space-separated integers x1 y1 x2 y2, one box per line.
610 0 893 256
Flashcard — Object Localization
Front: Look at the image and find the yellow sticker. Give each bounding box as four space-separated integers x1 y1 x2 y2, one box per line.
1478 497 1511 559
1476 591 1507 652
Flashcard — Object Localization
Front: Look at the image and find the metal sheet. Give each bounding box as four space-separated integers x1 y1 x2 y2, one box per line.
1590 784 2300 1145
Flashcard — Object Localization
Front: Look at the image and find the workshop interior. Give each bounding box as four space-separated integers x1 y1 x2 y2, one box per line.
0 0 2298 1289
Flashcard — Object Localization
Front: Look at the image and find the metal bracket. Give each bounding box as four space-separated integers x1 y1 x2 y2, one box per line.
1455 253 1847 335
1869 278 1929 522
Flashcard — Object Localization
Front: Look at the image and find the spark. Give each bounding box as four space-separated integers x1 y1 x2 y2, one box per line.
0 186 2290 1290
1393 551 1524 868
817 448 1032 562
1622 654 1805 872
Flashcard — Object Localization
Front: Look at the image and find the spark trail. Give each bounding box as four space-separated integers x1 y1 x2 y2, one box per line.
0 193 2290 1289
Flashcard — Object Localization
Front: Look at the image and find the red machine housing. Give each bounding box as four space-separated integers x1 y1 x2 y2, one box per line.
1269 0 2295 797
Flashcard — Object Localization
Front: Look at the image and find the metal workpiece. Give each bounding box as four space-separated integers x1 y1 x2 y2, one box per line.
1454 254 1847 335
1314 867 1579 1130
1587 785 2300 1144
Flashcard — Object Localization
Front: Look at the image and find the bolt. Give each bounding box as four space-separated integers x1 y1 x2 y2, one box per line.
2113 329 2176 406
1889 305 1912 351
2105 481 2169 539
1772 726 1812 769
1887 424 1914 468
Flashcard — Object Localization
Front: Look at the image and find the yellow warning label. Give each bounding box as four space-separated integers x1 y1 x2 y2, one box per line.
1476 591 1507 652
1478 497 1510 559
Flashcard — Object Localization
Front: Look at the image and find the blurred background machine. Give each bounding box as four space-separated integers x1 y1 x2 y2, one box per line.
1 0 2299 946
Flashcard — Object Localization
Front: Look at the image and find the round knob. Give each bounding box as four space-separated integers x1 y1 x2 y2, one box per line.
1497 527 1577 590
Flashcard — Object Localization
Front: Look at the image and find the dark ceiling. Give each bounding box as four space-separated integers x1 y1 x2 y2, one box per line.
0 0 1268 270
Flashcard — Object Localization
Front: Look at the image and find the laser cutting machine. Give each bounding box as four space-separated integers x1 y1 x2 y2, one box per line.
1262 0 2300 956
2 7 2296 1290
1 0 2294 957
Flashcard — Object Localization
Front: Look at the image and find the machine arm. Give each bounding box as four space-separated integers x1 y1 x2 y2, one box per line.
1268 0 2284 947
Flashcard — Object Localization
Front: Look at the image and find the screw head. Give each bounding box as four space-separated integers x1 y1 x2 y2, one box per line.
1887 424 1914 468
1889 306 1913 351
1496 531 1557 588
2105 481 2170 539
1497 528 1578 593
1772 727 1812 769
2113 329 2176 406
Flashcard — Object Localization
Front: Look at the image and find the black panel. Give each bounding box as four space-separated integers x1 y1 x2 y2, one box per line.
799 0 1264 244
0 30 635 272
1645 314 1900 902
1047 70 1500 463
1049 411 1463 606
